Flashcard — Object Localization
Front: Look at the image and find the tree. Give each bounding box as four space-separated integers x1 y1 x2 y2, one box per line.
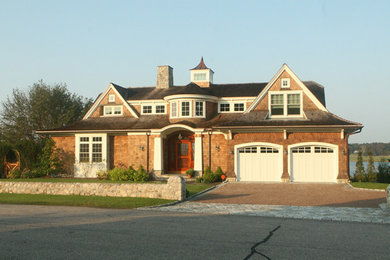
354 150 366 182
366 151 377 182
0 80 92 169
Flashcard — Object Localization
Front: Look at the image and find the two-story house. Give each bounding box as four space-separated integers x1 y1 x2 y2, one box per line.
37 58 363 182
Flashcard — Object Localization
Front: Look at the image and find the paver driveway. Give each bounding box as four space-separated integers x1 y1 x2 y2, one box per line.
193 183 386 208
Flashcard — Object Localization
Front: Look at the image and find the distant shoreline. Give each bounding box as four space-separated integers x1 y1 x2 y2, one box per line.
349 154 390 162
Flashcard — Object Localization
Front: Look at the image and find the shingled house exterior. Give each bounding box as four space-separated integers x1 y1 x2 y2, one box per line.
37 58 362 182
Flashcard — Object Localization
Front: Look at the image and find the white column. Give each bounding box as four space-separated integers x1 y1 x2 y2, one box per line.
194 135 203 172
154 136 163 171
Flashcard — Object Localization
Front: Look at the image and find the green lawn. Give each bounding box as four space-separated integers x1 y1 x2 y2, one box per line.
350 182 390 190
0 193 173 208
186 183 214 197
349 154 390 162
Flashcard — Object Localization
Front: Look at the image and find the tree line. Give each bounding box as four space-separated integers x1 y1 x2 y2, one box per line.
349 143 390 156
0 80 92 177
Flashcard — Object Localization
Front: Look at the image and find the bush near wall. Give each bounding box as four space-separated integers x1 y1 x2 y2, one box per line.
98 166 150 183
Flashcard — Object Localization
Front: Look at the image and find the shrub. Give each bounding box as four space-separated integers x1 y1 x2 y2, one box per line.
186 168 195 177
36 139 64 177
214 166 223 182
377 160 390 183
202 166 217 184
195 177 203 183
133 165 149 182
366 151 377 182
128 166 136 181
7 169 22 179
107 168 131 181
354 150 366 182
97 170 109 180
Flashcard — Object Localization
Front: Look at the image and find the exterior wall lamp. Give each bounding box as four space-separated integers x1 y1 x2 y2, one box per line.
139 145 144 151
215 145 220 151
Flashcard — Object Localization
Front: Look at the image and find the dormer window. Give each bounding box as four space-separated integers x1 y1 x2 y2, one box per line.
108 94 116 102
156 105 165 114
281 78 290 89
234 103 244 112
219 103 230 112
218 102 246 113
269 91 302 117
104 106 122 116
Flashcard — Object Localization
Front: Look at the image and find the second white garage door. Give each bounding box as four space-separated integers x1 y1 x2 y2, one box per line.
290 144 338 182
237 145 282 181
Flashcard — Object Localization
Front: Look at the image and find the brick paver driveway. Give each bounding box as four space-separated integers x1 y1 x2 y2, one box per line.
193 183 386 208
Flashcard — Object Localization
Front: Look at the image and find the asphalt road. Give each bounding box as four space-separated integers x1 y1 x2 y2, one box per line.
0 204 389 259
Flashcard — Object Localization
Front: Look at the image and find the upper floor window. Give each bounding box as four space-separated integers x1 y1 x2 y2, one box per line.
171 101 178 118
281 78 290 89
194 73 206 81
156 105 165 114
104 106 122 116
108 94 116 102
219 102 245 113
234 103 244 112
195 101 205 117
181 101 190 117
269 92 302 117
142 105 152 114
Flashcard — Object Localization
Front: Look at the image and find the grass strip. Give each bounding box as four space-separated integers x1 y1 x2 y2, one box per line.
350 182 389 190
186 183 214 197
0 193 173 209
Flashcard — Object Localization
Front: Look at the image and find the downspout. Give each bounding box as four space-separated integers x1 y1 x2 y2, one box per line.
208 129 212 169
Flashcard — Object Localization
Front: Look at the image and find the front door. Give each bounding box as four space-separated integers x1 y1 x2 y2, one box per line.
168 133 194 173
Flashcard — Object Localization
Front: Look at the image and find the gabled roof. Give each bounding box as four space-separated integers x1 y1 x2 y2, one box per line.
246 64 328 113
83 83 139 119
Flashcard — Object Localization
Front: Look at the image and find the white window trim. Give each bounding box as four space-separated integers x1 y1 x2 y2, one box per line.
194 100 206 118
103 105 123 116
141 103 167 115
170 101 178 118
180 100 192 118
75 134 107 164
218 102 246 113
281 78 290 89
268 90 303 118
108 94 116 102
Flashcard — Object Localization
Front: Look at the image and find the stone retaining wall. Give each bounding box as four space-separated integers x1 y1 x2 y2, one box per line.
0 176 186 201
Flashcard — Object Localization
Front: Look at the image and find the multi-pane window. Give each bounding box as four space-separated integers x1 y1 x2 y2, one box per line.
219 103 230 112
195 101 204 117
234 103 244 112
171 102 177 117
194 73 206 81
104 106 122 116
79 136 103 163
270 93 301 117
181 101 190 116
281 78 290 88
156 105 165 114
270 94 284 115
142 105 152 114
287 94 300 115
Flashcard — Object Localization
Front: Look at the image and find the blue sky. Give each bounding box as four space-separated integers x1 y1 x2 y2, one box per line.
0 0 389 143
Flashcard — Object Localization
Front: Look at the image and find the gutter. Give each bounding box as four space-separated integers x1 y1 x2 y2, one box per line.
35 129 151 134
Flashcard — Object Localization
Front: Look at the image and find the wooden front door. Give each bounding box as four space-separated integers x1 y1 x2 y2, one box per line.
168 133 194 173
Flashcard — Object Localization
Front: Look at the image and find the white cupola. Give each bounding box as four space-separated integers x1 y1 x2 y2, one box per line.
190 57 214 88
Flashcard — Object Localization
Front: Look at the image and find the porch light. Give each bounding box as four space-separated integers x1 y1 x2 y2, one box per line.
178 133 182 140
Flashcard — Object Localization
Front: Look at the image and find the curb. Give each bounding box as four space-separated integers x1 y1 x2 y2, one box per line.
345 183 387 192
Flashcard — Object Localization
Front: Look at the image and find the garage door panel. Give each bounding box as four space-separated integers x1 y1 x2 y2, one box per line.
238 145 282 182
290 145 337 182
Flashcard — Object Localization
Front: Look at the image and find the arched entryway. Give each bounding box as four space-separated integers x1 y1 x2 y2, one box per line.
167 131 195 173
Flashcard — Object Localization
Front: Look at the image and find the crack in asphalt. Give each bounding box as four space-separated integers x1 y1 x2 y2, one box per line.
243 225 281 260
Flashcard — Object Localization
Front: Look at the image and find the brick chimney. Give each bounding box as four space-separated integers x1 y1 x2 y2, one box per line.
156 65 173 89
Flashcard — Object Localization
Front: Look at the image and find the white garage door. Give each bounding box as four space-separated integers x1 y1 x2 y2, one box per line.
290 145 337 182
237 145 282 181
